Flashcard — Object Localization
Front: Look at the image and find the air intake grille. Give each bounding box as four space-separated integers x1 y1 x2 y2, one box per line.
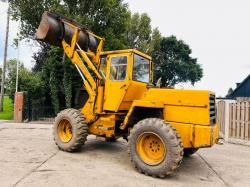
209 95 216 124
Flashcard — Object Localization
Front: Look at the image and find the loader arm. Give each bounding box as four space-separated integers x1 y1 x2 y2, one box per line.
60 21 105 103
35 11 105 104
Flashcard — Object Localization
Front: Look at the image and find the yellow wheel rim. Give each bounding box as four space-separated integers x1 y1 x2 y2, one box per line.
136 132 166 165
57 119 73 143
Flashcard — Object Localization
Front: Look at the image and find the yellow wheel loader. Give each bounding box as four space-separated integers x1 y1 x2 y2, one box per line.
36 12 219 178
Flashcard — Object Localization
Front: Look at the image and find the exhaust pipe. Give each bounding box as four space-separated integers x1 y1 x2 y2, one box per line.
35 11 99 52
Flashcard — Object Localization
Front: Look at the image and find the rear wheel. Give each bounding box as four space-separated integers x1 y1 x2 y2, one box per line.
128 118 183 177
53 109 88 152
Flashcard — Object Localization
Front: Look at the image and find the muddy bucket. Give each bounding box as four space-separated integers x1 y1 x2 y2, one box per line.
35 11 98 52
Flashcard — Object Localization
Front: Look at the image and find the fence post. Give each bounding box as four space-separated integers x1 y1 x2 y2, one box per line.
224 101 230 142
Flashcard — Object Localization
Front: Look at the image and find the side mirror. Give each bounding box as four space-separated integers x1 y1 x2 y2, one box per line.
156 77 162 87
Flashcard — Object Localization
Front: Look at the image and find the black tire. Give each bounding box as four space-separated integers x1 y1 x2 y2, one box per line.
128 118 183 178
183 148 198 157
53 108 88 152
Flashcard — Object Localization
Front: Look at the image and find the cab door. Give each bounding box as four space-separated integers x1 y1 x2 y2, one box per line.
103 53 130 112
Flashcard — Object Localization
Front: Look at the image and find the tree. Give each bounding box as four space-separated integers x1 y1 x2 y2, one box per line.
9 0 130 50
227 87 233 97
39 47 83 113
126 13 152 52
6 59 45 119
148 28 162 55
41 47 64 113
89 0 131 50
153 36 203 87
5 59 45 105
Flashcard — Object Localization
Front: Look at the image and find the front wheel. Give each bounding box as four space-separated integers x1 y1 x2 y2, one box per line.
128 118 183 177
53 109 88 152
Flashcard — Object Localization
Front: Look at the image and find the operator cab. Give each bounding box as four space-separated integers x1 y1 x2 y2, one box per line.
99 49 152 83
99 49 152 112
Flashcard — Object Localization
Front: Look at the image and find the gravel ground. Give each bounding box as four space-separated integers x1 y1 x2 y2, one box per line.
0 122 249 187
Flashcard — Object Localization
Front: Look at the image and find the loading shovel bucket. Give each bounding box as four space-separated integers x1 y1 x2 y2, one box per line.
35 11 99 52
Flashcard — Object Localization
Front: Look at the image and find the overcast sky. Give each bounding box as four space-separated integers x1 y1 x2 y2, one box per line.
0 0 250 96
0 2 39 69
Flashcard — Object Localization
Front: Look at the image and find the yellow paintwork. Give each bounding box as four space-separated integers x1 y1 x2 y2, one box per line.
171 122 219 148
140 88 212 125
103 53 132 111
95 86 104 113
120 81 148 110
101 49 152 61
59 24 219 150
88 114 116 137
62 27 105 122
57 119 73 143
136 132 166 165
121 100 164 130
103 51 152 112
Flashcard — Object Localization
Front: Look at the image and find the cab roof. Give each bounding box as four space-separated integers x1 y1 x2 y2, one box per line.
101 49 152 60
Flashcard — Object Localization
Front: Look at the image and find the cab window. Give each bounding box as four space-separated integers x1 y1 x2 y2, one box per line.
133 54 150 83
109 56 127 81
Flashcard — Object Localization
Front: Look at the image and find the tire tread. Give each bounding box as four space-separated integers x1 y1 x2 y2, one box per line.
53 108 88 152
128 118 183 177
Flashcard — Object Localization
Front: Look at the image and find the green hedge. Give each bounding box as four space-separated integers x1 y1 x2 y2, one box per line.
0 96 13 120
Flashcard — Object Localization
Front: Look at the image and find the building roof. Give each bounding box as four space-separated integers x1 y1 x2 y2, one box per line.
228 74 250 98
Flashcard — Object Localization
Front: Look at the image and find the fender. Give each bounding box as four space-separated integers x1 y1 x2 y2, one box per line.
120 100 164 130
